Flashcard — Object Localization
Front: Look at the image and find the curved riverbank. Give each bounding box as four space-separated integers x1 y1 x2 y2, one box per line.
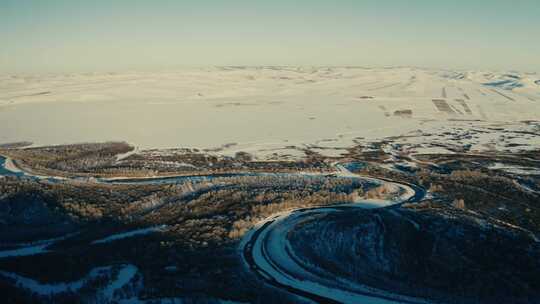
240 165 427 304
1 154 433 303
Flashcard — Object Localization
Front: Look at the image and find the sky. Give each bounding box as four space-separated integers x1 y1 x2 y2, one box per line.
1 0 539 73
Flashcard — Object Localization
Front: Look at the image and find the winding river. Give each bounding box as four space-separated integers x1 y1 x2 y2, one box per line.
240 164 427 304
0 156 426 303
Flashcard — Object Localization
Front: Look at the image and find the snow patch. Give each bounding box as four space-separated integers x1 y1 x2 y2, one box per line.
91 225 167 245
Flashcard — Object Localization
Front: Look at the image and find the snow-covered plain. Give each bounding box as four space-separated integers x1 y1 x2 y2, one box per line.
0 67 538 158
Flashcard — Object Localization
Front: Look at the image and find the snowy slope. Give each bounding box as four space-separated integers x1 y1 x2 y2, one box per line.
0 67 538 158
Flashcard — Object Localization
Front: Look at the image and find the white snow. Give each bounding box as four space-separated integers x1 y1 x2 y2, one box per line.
0 233 77 258
0 156 68 181
1 67 538 160
101 264 138 299
116 146 139 161
0 270 86 295
91 225 167 244
0 243 50 258
249 209 429 304
241 168 427 304
0 264 137 299
488 163 540 175
3 158 23 174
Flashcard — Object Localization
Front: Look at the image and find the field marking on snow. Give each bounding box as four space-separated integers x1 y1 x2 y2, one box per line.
432 99 455 114
0 91 51 100
455 99 473 115
450 105 464 115
367 82 401 91
490 88 515 101
378 105 391 117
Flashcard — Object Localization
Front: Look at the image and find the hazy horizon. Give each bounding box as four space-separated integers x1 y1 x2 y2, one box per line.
1 0 539 73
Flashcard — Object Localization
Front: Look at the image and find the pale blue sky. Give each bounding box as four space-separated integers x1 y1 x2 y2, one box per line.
1 0 539 73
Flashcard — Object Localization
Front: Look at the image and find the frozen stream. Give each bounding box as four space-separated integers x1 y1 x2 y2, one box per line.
240 165 428 304
0 155 426 303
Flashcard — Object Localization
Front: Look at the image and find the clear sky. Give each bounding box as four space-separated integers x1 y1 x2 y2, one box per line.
1 0 539 73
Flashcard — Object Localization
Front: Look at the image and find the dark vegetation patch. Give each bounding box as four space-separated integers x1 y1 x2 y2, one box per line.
0 139 539 303
288 205 540 303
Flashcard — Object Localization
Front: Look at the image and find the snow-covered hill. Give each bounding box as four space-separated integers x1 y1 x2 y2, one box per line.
0 67 538 158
